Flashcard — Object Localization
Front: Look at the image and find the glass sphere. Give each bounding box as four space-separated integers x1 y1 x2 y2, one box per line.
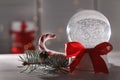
67 10 111 48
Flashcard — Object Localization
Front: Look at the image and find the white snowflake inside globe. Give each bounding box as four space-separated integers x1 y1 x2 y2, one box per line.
67 10 111 48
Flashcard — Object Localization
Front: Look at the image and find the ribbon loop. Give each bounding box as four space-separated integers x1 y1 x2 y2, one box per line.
66 42 85 58
94 42 113 55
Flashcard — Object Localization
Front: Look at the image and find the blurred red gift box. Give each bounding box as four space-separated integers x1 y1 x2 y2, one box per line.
11 21 36 54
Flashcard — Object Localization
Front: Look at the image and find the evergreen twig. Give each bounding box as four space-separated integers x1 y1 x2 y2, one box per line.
19 50 69 73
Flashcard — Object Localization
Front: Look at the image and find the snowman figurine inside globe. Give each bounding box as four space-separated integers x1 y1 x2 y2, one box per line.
67 10 111 70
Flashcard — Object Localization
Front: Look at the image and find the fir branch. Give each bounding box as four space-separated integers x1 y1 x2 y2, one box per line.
22 61 42 66
19 50 69 73
19 50 42 72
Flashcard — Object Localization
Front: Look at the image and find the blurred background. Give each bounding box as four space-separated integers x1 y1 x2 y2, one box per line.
0 0 119 54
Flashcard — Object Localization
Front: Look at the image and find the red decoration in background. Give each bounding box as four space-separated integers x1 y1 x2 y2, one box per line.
11 21 35 53
66 42 113 73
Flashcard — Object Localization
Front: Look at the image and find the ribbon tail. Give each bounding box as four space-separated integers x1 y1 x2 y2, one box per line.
89 54 109 74
70 52 85 72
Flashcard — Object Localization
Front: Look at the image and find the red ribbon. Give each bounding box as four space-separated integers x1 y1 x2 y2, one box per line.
66 42 113 73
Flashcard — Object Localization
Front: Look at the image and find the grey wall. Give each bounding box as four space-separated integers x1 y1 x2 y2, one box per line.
0 0 36 53
97 0 120 52
0 0 119 53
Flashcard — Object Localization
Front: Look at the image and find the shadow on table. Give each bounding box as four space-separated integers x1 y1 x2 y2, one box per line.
38 64 120 80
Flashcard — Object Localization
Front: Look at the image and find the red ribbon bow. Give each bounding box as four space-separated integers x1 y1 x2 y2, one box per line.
66 42 113 73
